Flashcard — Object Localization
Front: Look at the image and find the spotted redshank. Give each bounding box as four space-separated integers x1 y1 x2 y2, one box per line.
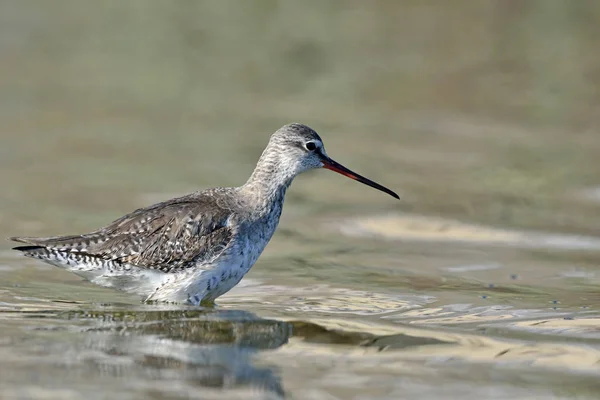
11 123 398 305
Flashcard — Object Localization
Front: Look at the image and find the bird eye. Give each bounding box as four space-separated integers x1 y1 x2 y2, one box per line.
305 142 317 151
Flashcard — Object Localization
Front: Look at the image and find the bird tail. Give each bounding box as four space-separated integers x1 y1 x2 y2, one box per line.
11 244 55 260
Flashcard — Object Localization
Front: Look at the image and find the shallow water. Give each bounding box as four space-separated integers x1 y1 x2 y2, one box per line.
2 2 600 399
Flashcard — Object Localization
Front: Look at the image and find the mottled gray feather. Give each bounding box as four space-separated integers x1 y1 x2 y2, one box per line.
11 190 236 273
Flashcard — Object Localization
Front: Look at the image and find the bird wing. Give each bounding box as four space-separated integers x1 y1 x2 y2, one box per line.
11 193 235 273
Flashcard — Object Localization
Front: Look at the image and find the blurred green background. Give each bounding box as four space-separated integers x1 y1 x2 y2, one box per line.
2 0 600 237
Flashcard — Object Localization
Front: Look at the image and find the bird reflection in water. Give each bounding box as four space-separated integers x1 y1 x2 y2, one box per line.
64 308 290 397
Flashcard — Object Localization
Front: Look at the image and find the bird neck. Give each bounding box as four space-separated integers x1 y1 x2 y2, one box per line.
241 145 295 212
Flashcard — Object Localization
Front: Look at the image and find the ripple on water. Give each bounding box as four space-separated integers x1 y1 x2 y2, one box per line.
225 280 435 316
336 213 600 250
481 316 600 341
444 263 502 273
265 316 600 382
383 303 568 326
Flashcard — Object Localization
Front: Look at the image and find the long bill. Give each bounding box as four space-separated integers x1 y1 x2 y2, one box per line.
320 155 400 199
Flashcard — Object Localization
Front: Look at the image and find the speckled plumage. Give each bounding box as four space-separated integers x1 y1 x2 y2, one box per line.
11 123 398 305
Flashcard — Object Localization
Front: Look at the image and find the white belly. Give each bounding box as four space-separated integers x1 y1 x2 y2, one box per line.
145 231 272 305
